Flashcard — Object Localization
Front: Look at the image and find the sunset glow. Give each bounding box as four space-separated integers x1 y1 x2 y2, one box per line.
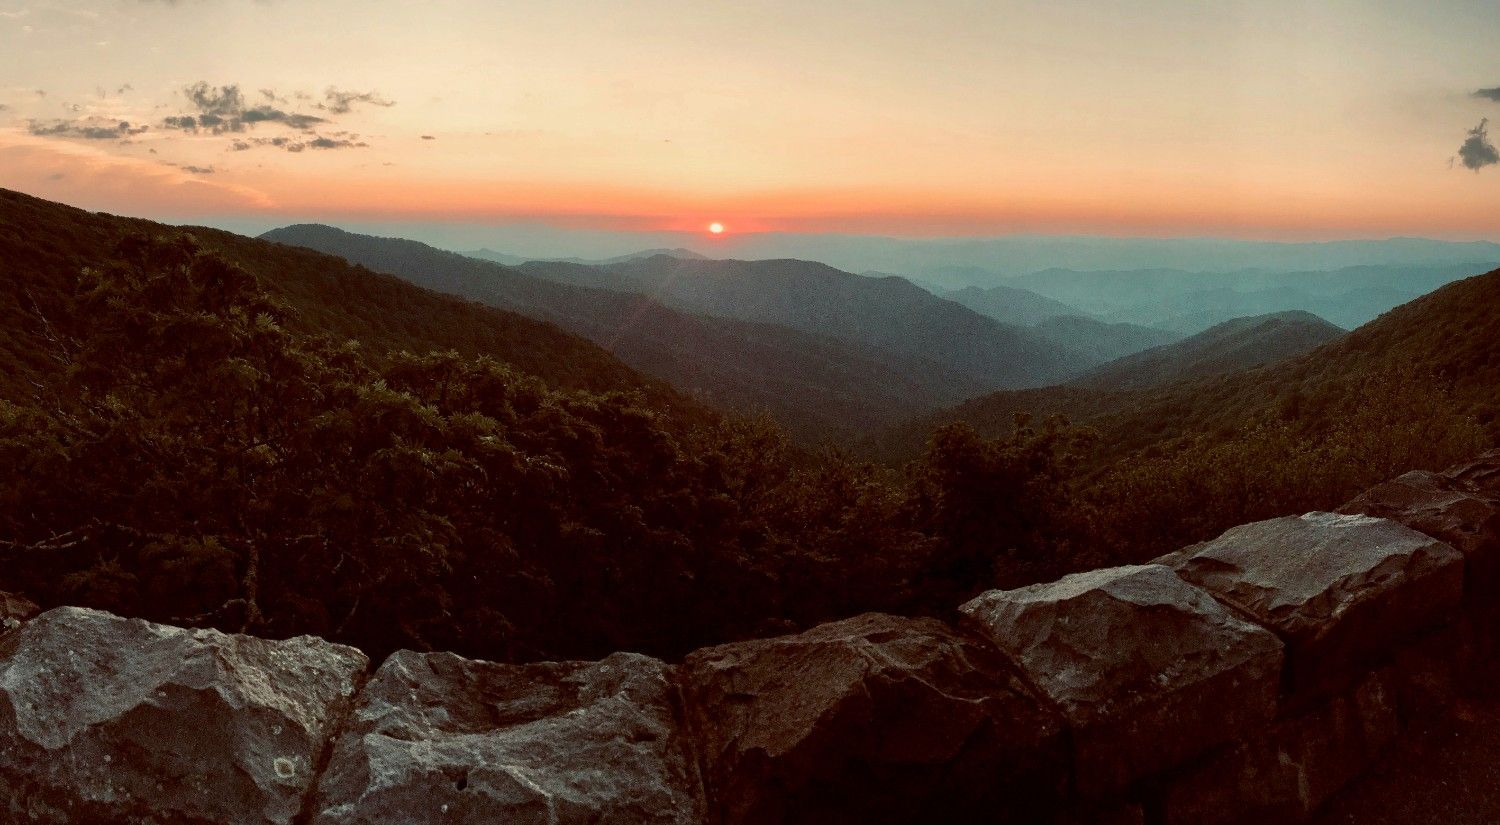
0 1 1497 240
708 222 725 235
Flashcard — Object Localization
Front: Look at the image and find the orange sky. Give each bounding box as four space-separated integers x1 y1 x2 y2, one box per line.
2 1 1499 240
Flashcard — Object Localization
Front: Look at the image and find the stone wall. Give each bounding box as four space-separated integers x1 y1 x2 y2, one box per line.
4 450 1499 824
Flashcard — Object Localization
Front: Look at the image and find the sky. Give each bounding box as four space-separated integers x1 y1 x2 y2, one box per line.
2 0 1500 244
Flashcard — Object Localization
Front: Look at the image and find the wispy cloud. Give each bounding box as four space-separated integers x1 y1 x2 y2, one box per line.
1455 118 1499 171
28 117 148 141
229 132 368 152
1475 88 1500 103
318 88 394 115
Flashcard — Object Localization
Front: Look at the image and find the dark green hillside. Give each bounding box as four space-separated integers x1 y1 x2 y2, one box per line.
1087 266 1500 453
943 283 1088 326
874 267 1500 465
526 254 1092 389
0 188 685 411
264 225 986 440
1071 310 1344 392
1032 315 1180 365
868 267 1500 562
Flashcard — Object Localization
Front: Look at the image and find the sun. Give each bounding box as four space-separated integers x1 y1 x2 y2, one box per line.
708 222 725 235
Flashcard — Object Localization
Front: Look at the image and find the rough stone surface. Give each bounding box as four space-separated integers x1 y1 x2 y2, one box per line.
0 592 39 633
311 649 703 825
0 606 368 824
680 612 1066 825
1441 448 1500 498
1170 512 1463 700
1161 669 1398 825
960 564 1284 794
1339 471 1500 591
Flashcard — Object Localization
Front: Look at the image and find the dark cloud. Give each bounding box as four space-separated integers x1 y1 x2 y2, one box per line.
307 135 366 149
184 82 243 117
1456 118 1500 172
181 165 214 175
1475 88 1500 103
229 134 368 153
28 117 148 140
420 134 436 140
162 82 328 134
318 88 394 114
161 82 393 144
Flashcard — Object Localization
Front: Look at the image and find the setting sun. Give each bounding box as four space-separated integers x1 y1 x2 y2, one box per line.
708 222 725 235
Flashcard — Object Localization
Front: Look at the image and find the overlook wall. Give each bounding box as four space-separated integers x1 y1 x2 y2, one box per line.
3 451 1500 824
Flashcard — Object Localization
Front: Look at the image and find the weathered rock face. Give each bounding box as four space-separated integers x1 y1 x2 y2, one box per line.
311 649 703 825
960 564 1284 795
1441 448 1500 497
0 606 368 824
1339 470 1500 592
1160 669 1398 825
1169 512 1463 700
679 612 1066 825
0 592 38 632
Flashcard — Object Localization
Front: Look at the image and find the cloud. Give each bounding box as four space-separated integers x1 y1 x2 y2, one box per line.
420 134 436 140
161 82 394 145
1456 118 1500 172
28 117 149 141
1475 88 1500 103
229 133 368 153
318 88 394 115
180 165 214 175
161 82 329 134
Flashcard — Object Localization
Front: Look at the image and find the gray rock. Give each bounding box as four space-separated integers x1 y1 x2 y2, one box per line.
680 612 1066 825
960 564 1283 794
1169 512 1463 700
1160 668 1397 824
310 649 702 825
0 606 368 824
1339 470 1500 591
1442 448 1500 497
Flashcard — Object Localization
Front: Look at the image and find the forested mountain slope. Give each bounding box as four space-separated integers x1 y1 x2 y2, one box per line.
869 266 1500 467
942 283 1088 326
0 188 686 413
1031 316 1181 365
263 225 986 440
520 254 1093 388
1071 310 1344 391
